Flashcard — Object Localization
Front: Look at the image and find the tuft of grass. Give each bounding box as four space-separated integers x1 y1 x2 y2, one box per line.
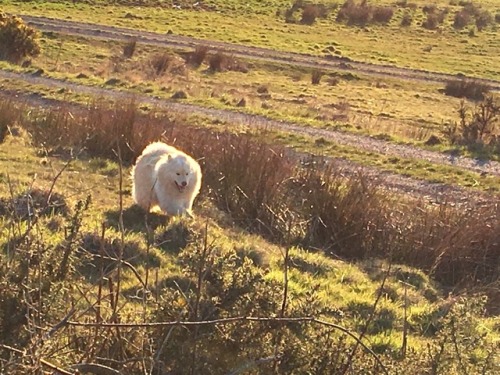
187 45 209 68
147 52 173 78
23 98 168 163
0 98 22 143
311 69 323 85
207 51 248 73
122 38 137 58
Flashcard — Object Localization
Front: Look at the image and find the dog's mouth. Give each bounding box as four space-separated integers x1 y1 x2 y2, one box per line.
175 181 187 192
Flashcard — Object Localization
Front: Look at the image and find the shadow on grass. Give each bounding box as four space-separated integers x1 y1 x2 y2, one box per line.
154 219 195 255
104 204 168 233
77 231 162 282
122 273 194 299
104 204 198 255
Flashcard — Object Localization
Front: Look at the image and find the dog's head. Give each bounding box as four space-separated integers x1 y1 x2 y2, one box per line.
162 154 198 193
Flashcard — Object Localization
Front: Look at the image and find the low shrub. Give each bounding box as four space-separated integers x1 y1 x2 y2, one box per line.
311 69 323 84
170 128 295 239
444 79 489 101
422 5 437 14
285 1 330 24
460 1 481 17
122 38 137 58
453 10 471 29
445 97 500 147
23 98 167 163
475 10 493 31
372 6 394 23
301 4 320 25
187 45 209 68
0 12 40 63
208 51 248 73
148 52 173 77
296 162 387 259
453 2 493 31
336 0 394 26
422 13 440 29
401 12 413 26
337 0 372 26
208 51 230 72
0 97 23 143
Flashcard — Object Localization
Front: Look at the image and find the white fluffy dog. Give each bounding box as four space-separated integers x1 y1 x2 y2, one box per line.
132 142 202 216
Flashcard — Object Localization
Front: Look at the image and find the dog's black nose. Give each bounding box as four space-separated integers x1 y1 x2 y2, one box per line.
181 181 187 187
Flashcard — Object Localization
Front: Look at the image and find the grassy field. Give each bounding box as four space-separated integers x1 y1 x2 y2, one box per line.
1 2 499 372
3 0 500 79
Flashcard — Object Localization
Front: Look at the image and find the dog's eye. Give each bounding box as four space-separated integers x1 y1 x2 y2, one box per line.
176 173 180 176
185 173 188 176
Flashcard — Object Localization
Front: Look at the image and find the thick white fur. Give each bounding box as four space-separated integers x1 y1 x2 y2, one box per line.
132 142 202 216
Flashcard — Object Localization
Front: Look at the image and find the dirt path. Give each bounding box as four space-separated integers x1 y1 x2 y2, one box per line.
1 70 498 205
20 15 500 91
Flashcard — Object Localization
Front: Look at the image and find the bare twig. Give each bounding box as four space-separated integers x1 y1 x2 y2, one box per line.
401 280 408 357
114 142 125 314
341 263 392 374
72 362 120 375
190 219 212 375
152 326 176 375
88 252 146 288
272 245 290 371
45 147 83 210
43 307 77 340
1 344 73 375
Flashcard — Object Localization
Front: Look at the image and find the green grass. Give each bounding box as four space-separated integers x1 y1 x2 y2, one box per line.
2 12 499 163
3 0 500 80
1 105 499 373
